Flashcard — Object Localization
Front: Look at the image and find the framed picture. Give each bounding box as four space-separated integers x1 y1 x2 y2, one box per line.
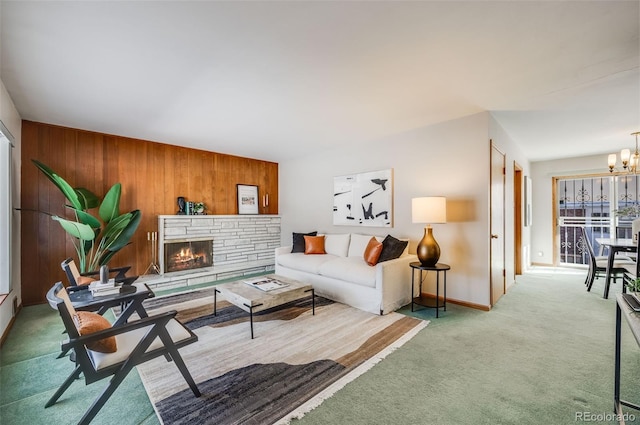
333 168 393 227
237 184 259 214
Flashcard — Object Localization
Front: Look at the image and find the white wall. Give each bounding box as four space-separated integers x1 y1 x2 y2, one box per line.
530 154 608 266
0 78 22 341
489 115 531 285
280 112 496 307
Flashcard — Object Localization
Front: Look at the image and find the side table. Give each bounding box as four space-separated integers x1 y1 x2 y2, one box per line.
410 262 450 318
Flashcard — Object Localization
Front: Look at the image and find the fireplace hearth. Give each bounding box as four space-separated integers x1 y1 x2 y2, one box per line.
164 239 213 273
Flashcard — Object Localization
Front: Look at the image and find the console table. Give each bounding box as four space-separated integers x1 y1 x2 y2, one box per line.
614 293 640 423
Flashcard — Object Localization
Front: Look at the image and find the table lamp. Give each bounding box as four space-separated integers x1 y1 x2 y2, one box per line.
412 196 447 266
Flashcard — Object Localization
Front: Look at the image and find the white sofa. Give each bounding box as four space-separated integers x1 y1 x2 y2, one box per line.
275 233 417 315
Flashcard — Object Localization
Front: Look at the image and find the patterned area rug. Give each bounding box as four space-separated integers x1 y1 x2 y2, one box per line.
136 286 428 425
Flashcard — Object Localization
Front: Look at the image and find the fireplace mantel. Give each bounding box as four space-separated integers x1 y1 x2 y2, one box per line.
138 215 281 290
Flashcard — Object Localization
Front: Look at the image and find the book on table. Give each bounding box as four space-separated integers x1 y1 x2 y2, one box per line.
89 279 120 296
243 277 288 291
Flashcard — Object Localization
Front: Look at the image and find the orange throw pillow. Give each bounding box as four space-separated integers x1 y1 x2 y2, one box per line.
73 311 117 353
304 235 326 254
364 237 383 266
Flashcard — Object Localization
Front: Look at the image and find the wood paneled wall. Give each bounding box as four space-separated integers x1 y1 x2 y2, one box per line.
21 121 278 305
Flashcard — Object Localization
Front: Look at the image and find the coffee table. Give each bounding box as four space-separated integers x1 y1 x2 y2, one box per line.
213 275 314 338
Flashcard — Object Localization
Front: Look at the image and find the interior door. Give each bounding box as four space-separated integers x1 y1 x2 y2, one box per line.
490 142 506 306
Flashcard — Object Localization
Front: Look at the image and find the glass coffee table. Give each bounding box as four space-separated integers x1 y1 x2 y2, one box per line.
213 275 314 339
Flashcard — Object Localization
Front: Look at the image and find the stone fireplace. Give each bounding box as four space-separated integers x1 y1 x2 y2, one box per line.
164 239 213 273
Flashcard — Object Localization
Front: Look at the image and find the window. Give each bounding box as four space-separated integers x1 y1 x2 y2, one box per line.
0 121 14 295
557 175 640 265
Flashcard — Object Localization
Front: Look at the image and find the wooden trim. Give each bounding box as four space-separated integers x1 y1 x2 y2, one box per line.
514 161 523 275
0 302 21 348
419 292 491 312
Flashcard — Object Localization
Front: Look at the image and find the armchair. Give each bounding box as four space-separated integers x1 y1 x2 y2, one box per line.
61 258 137 290
45 282 201 425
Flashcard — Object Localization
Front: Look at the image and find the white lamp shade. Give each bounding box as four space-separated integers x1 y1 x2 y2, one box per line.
621 148 631 163
608 154 617 167
412 197 447 224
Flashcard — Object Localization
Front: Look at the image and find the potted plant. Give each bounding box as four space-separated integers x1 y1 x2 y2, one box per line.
33 160 142 273
626 277 640 294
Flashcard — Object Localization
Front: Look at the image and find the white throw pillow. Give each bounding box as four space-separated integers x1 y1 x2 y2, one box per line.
324 234 351 257
348 234 383 257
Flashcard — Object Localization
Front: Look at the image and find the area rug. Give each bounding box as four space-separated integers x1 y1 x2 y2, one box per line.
136 286 428 425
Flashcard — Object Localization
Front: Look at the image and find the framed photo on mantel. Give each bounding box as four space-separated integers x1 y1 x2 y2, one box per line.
237 184 259 214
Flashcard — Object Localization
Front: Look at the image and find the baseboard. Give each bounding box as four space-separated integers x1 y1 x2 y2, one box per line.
419 292 491 311
0 302 21 348
531 261 554 267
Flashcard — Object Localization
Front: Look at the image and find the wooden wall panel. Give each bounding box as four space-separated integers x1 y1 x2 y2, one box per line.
20 121 279 305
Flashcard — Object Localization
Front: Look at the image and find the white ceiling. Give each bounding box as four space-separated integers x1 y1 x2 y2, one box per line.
1 1 639 163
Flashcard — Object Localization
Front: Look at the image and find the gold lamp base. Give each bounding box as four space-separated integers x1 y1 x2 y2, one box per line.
417 225 440 266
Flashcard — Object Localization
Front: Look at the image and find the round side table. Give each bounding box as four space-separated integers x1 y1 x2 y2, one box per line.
410 262 450 318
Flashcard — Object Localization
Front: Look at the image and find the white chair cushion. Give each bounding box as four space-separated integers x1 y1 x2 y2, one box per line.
595 258 636 268
88 318 192 370
348 234 383 258
323 234 351 257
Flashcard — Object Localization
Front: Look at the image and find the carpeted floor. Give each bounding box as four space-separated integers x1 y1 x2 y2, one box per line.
2 268 640 424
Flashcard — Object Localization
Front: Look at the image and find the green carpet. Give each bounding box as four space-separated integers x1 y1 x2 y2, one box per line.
2 269 640 424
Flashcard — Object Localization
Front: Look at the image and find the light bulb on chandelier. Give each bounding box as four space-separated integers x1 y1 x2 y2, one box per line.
609 132 640 173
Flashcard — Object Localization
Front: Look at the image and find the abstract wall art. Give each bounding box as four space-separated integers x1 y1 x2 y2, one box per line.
333 168 393 227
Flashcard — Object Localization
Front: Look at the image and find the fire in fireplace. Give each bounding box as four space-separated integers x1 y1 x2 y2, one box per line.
165 239 213 273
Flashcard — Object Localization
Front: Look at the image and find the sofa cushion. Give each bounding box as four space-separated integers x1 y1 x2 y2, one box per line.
348 234 383 257
304 235 326 254
378 235 409 262
291 231 317 253
318 257 376 288
324 234 350 257
277 252 337 274
364 237 383 266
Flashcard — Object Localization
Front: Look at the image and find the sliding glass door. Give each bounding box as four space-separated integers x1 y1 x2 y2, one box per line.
557 175 639 266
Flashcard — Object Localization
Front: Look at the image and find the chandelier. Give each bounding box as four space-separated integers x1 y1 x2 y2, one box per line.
609 132 640 173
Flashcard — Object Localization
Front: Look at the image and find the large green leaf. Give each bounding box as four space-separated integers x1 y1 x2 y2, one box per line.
99 183 121 223
95 210 141 266
75 188 100 210
52 216 96 241
66 206 101 229
32 160 83 210
107 210 142 251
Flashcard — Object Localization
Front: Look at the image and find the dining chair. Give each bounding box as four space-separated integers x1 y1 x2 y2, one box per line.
581 227 634 293
45 282 201 425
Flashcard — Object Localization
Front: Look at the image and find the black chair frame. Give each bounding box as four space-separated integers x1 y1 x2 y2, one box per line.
46 282 201 425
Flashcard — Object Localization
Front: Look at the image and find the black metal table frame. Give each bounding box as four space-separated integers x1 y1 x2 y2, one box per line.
410 262 450 318
213 287 315 339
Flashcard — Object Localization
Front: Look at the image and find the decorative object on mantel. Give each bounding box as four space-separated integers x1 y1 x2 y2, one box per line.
177 197 186 215
193 202 206 215
412 196 447 266
144 231 160 274
32 160 142 273
608 132 640 173
237 184 259 214
333 168 393 227
262 193 269 213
